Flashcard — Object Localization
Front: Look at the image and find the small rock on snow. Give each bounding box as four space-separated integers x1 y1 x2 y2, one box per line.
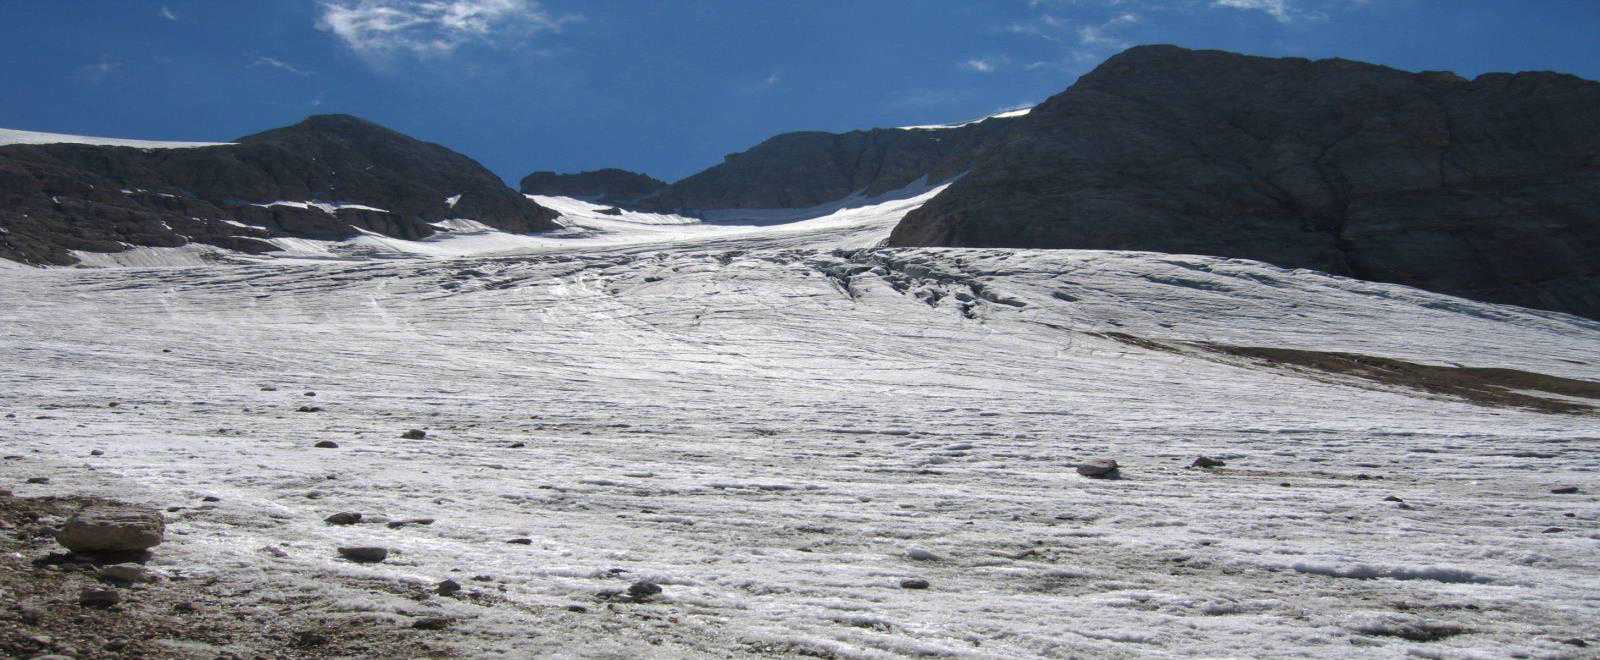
905 547 940 561
437 579 462 595
1550 486 1580 494
324 512 362 525
627 581 663 599
1190 456 1225 468
313 441 339 449
411 617 453 630
401 429 427 440
1077 459 1120 479
900 578 930 589
337 546 388 563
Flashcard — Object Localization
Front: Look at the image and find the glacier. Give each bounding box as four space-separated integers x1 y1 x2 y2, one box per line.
2 186 1597 657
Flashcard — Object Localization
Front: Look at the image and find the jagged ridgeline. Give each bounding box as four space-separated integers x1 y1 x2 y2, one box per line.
0 114 559 265
885 45 1600 320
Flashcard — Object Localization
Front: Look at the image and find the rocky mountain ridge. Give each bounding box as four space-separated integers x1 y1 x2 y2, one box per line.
519 168 667 205
0 114 558 265
885 45 1600 319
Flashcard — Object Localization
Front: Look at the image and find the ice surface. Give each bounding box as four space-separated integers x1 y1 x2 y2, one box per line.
0 127 231 149
3 181 1598 657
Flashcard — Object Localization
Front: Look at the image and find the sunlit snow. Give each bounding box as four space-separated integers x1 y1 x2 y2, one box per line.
0 127 232 149
5 181 1598 657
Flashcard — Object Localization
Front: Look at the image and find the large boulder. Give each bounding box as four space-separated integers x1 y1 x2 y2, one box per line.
56 504 165 553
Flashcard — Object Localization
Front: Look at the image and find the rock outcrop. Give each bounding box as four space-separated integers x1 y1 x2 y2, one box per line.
886 45 1600 319
0 114 559 266
519 168 666 205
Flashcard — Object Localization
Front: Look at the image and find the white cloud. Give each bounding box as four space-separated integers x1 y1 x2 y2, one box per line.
1211 0 1333 24
316 0 578 57
960 57 1004 74
251 56 313 77
158 6 178 21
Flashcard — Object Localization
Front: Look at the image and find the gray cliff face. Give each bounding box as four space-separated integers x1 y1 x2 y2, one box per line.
633 114 1022 212
886 45 1600 319
519 168 667 205
0 114 559 266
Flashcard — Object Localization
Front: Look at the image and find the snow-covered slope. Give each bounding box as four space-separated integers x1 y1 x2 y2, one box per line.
0 127 232 149
2 186 1597 657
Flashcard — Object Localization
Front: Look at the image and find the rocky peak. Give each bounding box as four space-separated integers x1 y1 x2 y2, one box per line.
887 45 1600 319
519 168 667 205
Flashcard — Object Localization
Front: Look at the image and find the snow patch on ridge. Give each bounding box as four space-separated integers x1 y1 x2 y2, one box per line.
252 201 391 215
899 105 1032 130
0 127 232 149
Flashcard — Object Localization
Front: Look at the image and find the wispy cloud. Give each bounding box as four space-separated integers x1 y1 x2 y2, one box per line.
1211 0 1316 23
960 56 1006 74
251 56 313 77
158 6 178 21
316 0 580 58
75 57 123 84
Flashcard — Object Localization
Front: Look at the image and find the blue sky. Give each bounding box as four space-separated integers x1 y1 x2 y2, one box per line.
2 1 1597 183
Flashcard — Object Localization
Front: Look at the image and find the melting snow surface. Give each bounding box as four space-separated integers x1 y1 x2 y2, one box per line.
5 174 1599 657
0 127 232 149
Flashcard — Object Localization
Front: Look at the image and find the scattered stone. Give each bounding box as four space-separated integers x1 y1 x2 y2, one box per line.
506 538 533 545
260 385 278 391
436 579 462 596
324 512 362 525
57 504 165 554
107 402 119 408
174 601 197 613
1383 495 1404 502
313 441 339 449
1542 527 1565 533
900 578 930 589
627 581 663 599
387 518 435 528
17 606 43 624
1076 459 1120 479
297 405 323 413
1551 486 1580 494
338 546 389 562
566 604 588 613
508 442 526 449
401 429 427 440
304 391 316 397
1189 456 1225 469
99 563 156 583
89 450 104 456
904 547 940 561
26 477 49 484
201 496 221 503
79 587 120 607
411 617 453 631
259 545 289 558
1561 638 1588 648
